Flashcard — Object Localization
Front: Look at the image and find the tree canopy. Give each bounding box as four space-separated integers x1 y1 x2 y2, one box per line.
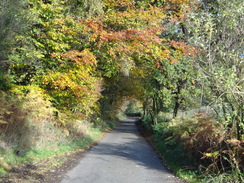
0 0 242 134
0 0 243 180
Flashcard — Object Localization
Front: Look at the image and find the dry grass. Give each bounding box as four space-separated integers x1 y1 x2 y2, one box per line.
0 87 115 174
154 113 243 174
0 88 64 151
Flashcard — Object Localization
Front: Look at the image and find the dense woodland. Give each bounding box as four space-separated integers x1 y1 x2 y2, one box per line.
0 0 243 182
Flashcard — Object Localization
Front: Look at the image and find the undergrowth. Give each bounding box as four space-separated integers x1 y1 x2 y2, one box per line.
0 87 116 176
142 113 244 183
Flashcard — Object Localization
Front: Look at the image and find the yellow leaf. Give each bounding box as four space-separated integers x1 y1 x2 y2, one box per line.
205 153 212 157
0 120 8 124
63 129 69 136
205 151 219 158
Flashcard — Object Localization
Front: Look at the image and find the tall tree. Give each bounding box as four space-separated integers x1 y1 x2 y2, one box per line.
185 0 244 139
0 0 36 89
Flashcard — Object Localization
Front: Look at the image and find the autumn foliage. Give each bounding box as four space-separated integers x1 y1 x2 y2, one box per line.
0 0 242 181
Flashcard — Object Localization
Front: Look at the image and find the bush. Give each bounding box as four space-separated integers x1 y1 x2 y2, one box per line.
0 86 59 150
146 113 244 182
0 75 12 91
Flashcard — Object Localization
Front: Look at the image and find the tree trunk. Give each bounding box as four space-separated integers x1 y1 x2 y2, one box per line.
173 96 180 118
173 83 181 118
152 95 158 125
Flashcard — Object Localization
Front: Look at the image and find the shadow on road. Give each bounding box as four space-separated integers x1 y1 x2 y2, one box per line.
89 118 169 173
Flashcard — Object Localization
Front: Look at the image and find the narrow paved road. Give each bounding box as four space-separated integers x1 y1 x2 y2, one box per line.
61 118 183 183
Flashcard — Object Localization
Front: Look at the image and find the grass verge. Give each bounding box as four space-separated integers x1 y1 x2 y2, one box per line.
0 119 117 182
138 117 244 183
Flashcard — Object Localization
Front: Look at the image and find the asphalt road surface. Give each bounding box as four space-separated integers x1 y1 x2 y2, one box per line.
61 118 183 183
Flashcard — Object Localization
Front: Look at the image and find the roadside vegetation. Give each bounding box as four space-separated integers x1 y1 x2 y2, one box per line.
139 112 243 183
0 0 243 182
0 87 117 178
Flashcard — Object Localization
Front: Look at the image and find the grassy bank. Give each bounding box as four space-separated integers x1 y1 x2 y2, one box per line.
0 119 117 183
139 114 244 183
0 89 117 180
